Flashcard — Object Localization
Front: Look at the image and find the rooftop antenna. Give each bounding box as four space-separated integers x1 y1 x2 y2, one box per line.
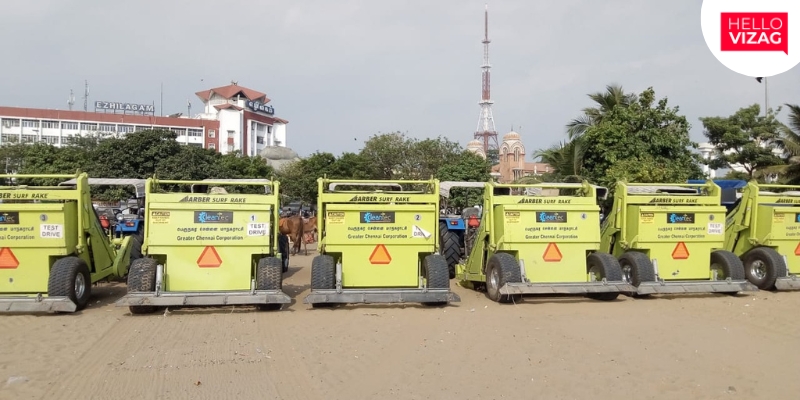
68 89 75 111
187 99 191 118
82 80 89 112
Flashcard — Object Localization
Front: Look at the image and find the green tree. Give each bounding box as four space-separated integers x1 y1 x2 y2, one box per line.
777 103 800 184
436 151 492 209
359 132 412 179
700 104 785 180
580 87 704 194
567 84 638 140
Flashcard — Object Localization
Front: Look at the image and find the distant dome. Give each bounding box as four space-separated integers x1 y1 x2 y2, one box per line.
503 131 521 141
466 139 483 149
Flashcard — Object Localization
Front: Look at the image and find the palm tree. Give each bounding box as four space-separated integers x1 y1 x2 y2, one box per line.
777 104 800 183
533 140 579 177
566 84 638 139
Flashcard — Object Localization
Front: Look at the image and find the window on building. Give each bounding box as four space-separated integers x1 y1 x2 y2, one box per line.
256 136 264 144
135 126 151 132
80 123 98 131
2 119 20 128
118 125 134 133
267 125 272 133
41 120 60 129
208 143 216 150
1 134 19 143
188 128 202 137
41 135 59 145
170 127 186 136
61 122 78 130
98 124 116 132
207 129 216 138
22 119 39 128
227 130 235 137
21 134 36 143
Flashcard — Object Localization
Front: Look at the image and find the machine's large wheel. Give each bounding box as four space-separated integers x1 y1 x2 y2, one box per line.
742 247 787 290
278 234 290 273
586 252 623 301
485 252 522 304
618 251 655 286
130 234 143 263
126 258 158 314
422 254 450 307
711 250 745 280
48 256 92 312
256 257 284 311
618 251 655 298
310 255 336 308
441 230 462 279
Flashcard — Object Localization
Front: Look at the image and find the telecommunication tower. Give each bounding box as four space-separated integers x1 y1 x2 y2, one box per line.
473 4 498 154
68 89 75 111
82 80 89 112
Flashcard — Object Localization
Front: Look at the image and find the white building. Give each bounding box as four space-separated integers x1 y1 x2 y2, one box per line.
194 83 288 156
0 82 289 156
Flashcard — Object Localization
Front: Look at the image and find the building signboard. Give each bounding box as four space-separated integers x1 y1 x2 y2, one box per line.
94 101 155 115
245 100 275 115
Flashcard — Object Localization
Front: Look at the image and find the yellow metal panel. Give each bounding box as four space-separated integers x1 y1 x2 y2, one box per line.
153 245 255 292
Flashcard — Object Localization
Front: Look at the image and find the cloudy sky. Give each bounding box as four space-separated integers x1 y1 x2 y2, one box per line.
1 1 798 158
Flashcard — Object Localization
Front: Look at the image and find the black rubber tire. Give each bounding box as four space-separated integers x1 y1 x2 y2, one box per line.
424 254 450 288
586 252 623 301
441 230 462 279
256 257 284 311
130 234 143 263
48 256 92 312
126 258 158 314
618 251 655 287
439 221 448 237
742 247 787 290
310 255 336 308
711 250 746 280
485 252 522 303
278 234 290 273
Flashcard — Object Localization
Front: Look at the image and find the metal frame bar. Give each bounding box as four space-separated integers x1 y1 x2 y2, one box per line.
499 281 636 295
634 280 758 295
303 289 460 304
115 290 291 307
0 296 77 313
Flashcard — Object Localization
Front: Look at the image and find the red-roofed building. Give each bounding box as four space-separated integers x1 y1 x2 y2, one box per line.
0 82 288 156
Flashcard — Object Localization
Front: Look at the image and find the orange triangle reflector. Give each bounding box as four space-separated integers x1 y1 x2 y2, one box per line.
369 244 392 264
197 246 222 268
542 243 562 262
0 248 19 269
672 242 690 259
795 242 800 256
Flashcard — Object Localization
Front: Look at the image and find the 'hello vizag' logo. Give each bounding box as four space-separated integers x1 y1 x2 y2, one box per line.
720 12 789 54
701 0 800 78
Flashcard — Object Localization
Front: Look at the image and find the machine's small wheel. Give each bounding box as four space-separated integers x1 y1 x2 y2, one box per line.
130 234 143 262
278 234 290 273
441 230 462 279
310 255 336 308
256 257 284 311
618 251 655 298
126 258 158 314
48 256 92 312
742 247 787 290
586 252 622 301
485 252 522 304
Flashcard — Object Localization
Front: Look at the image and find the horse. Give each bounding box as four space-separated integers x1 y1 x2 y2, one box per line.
278 215 317 256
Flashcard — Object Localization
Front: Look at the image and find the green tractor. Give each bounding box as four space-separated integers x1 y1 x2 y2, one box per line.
115 178 291 314
304 178 460 307
599 181 757 296
455 181 633 303
0 173 140 312
723 181 800 290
